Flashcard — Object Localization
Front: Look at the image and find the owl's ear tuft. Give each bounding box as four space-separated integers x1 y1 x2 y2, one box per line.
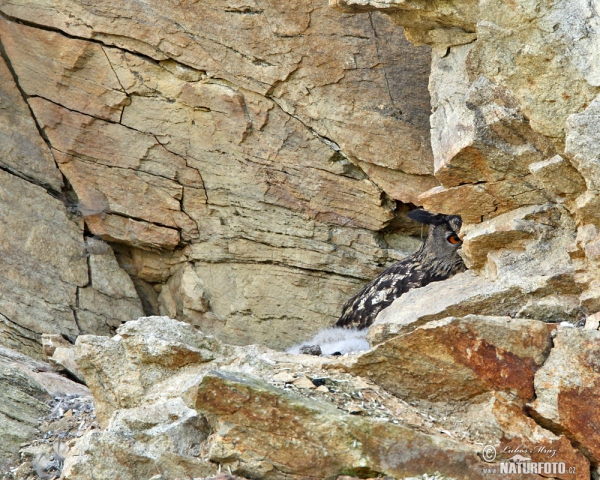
407 209 448 226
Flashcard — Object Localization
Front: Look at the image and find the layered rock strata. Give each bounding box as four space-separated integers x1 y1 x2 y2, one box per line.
3 0 600 477
0 1 435 354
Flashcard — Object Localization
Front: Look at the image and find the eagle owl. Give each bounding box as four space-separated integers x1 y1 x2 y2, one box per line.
335 209 466 330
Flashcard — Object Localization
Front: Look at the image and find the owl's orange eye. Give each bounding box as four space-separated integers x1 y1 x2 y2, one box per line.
447 233 462 245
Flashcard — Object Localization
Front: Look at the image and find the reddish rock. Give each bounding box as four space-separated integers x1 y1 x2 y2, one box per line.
193 370 492 479
344 315 551 402
529 327 600 466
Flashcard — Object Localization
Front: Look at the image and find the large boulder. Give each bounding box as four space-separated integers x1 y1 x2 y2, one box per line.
529 327 600 467
343 315 552 402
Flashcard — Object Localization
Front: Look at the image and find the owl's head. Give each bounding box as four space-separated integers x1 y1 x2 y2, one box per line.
407 209 463 257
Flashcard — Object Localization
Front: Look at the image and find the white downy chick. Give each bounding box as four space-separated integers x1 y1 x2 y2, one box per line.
287 327 369 356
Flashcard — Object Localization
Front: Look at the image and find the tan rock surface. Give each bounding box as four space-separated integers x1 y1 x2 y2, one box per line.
64 316 597 479
330 0 478 48
61 397 217 480
529 155 586 199
424 61 554 222
8 315 591 479
76 237 145 335
194 370 488 479
0 52 62 191
0 11 438 349
529 327 600 466
0 17 129 122
41 334 72 358
29 98 198 241
4 0 600 475
0 1 435 185
343 315 551 402
460 204 569 270
369 232 582 344
462 392 589 479
159 262 368 348
84 213 181 251
469 0 600 140
0 168 87 359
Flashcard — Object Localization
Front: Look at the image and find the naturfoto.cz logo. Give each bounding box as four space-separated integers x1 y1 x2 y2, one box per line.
480 445 577 475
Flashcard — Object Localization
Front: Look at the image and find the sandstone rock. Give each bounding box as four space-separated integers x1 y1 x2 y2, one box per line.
0 361 50 467
428 43 476 187
51 346 85 384
0 168 87 359
84 213 180 251
61 316 599 479
192 370 489 479
75 237 144 335
572 191 600 231
460 204 569 270
566 95 600 191
564 95 600 233
0 345 89 466
529 155 586 198
0 2 435 193
0 50 62 192
5 0 600 475
61 398 216 480
343 315 551 402
436 74 556 188
584 312 600 331
0 17 129 122
529 327 600 466
419 180 549 224
159 262 365 349
330 0 478 48
157 263 210 325
459 392 589 478
292 376 316 389
0 12 438 351
41 334 86 383
41 334 72 358
65 317 564 478
113 247 184 284
75 316 224 426
118 81 397 232
272 371 296 383
29 97 199 243
468 0 600 140
424 68 554 222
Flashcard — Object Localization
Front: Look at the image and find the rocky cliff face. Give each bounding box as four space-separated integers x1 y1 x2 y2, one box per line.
2 0 600 478
0 0 435 356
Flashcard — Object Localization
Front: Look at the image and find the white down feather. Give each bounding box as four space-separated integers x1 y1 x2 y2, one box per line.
287 327 369 356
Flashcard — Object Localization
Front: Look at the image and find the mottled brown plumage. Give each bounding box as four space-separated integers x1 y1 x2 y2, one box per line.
335 210 466 330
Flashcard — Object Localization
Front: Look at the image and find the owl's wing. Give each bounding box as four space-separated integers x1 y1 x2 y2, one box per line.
335 257 427 330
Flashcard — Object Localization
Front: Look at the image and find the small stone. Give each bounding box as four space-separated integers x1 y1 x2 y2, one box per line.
292 377 316 389
299 345 322 356
345 404 364 415
311 378 327 387
315 385 329 393
584 312 600 330
272 372 296 383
